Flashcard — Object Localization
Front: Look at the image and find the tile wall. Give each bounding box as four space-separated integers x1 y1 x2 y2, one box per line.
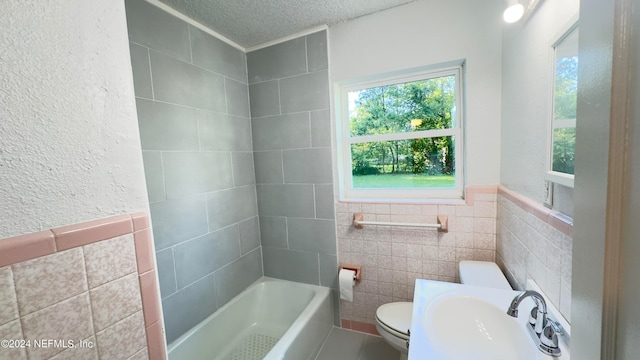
247 31 339 322
0 213 164 360
496 186 573 321
336 187 498 330
125 0 262 343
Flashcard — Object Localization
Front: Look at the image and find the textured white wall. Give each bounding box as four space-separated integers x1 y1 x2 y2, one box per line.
500 0 579 202
329 0 503 187
0 0 148 238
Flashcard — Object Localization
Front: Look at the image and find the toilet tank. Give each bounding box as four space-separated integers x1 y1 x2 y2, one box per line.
458 261 512 290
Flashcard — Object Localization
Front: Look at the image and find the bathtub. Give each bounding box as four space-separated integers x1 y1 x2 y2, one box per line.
168 277 333 360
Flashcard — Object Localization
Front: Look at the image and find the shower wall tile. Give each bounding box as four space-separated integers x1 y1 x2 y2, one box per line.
248 31 334 312
162 151 234 198
136 99 199 151
254 151 284 184
155 248 177 298
231 152 256 187
141 152 166 203
279 70 330 113
306 31 329 72
173 226 240 288
238 217 261 255
214 248 263 305
90 273 142 331
249 81 281 118
190 26 247 83
197 111 253 151
310 109 332 147
258 216 288 249
247 37 307 83
319 254 338 289
149 196 209 250
314 185 335 220
128 2 260 343
162 273 218 344
129 43 153 99
206 186 258 231
282 148 333 184
287 219 337 255
256 184 315 218
263 247 320 285
125 0 191 62
252 113 311 151
225 78 251 117
12 248 87 315
150 50 226 112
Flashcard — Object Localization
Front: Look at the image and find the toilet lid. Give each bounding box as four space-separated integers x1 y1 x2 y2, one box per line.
376 302 413 335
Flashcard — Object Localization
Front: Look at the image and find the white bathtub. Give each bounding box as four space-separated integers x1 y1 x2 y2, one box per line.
168 277 333 360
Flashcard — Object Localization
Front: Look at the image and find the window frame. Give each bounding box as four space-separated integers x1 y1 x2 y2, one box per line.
335 63 466 202
546 18 579 188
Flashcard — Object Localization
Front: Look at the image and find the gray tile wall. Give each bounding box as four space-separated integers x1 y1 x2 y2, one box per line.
247 31 338 324
125 0 262 344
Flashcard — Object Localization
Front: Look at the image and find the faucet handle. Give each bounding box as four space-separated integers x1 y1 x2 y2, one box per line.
546 318 565 336
540 323 559 349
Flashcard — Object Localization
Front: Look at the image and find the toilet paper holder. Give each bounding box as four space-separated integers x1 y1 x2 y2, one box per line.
339 264 361 282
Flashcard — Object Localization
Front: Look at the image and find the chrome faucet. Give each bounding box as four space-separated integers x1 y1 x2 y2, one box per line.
507 290 562 357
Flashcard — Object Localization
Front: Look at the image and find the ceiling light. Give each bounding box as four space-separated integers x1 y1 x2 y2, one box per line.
503 1 525 23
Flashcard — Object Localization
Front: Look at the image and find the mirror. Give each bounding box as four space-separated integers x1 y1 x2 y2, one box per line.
547 22 578 188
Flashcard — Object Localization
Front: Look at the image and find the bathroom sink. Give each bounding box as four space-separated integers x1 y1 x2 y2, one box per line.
409 280 570 360
425 295 538 360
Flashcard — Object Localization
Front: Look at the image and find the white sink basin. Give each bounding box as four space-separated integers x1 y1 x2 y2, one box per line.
425 295 538 360
409 280 570 360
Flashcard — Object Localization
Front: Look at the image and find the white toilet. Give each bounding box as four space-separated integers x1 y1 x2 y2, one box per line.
374 261 512 360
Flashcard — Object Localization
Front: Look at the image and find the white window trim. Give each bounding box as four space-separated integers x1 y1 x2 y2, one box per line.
335 64 465 202
546 17 579 188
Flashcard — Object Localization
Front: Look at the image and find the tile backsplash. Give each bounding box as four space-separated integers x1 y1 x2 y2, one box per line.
336 186 498 326
496 186 573 321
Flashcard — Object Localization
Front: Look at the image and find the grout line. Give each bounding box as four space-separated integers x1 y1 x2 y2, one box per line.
187 25 193 64
304 36 309 73
170 248 179 293
248 68 329 86
229 152 236 187
277 79 282 115
159 152 168 202
284 217 290 249
223 78 229 115
146 47 155 101
147 47 248 85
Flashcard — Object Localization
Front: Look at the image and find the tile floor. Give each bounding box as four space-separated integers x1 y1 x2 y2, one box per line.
315 327 400 360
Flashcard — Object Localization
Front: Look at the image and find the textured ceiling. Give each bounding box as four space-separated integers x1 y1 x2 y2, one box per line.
157 0 418 49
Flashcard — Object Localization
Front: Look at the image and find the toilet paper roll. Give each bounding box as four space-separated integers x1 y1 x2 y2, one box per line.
339 269 356 302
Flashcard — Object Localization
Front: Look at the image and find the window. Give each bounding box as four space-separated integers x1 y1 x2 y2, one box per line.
547 22 578 188
336 64 465 201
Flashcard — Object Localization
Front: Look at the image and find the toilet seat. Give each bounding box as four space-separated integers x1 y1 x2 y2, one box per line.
375 302 413 340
